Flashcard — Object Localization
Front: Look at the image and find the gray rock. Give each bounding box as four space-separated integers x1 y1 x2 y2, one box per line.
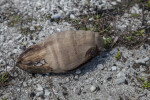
16 34 22 40
12 49 18 54
112 66 117 71
23 82 27 87
51 13 63 19
36 91 44 97
117 0 122 2
140 66 145 72
117 72 126 78
36 84 43 92
146 59 150 66
0 35 6 42
0 59 5 66
108 96 114 100
30 26 35 31
135 57 150 65
74 75 79 80
44 89 50 96
114 77 126 85
97 64 104 70
8 40 13 44
75 87 81 95
109 49 116 55
6 66 13 72
130 4 142 14
104 67 108 71
111 2 117 5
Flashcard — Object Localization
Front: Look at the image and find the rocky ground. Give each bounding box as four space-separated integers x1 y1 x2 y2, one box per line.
0 0 150 100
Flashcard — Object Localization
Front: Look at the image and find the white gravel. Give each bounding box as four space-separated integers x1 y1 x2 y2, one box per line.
0 0 150 100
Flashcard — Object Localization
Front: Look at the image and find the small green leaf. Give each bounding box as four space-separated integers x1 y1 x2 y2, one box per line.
114 52 121 60
96 15 100 19
140 29 145 34
141 78 150 90
131 13 140 18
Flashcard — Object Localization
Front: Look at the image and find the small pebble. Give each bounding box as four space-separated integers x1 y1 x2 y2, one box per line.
76 69 81 74
16 34 22 40
111 66 117 71
12 49 18 54
89 18 93 21
70 14 76 19
75 87 81 95
90 85 96 92
109 49 116 55
36 84 43 91
117 71 126 78
30 26 35 31
130 4 141 14
65 78 70 82
44 89 50 96
104 67 107 71
51 13 63 19
146 60 150 66
36 91 43 97
23 82 27 87
140 66 145 72
97 64 104 70
74 75 79 80
117 0 122 2
114 77 126 85
44 98 49 100
111 2 117 5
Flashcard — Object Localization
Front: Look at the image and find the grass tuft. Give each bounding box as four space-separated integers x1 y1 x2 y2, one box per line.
114 52 121 60
0 72 11 87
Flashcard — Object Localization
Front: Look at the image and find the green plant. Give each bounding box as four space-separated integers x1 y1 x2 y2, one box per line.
136 29 145 36
96 14 100 19
1 98 7 100
114 52 121 60
24 17 36 22
21 27 34 35
142 79 150 90
45 14 51 19
130 13 140 18
99 24 111 34
136 0 144 3
85 1 90 5
7 14 37 27
146 0 150 8
79 26 88 30
0 72 11 86
21 26 42 35
132 29 145 37
123 36 132 41
7 14 21 27
34 26 42 31
103 37 114 49
104 37 112 45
